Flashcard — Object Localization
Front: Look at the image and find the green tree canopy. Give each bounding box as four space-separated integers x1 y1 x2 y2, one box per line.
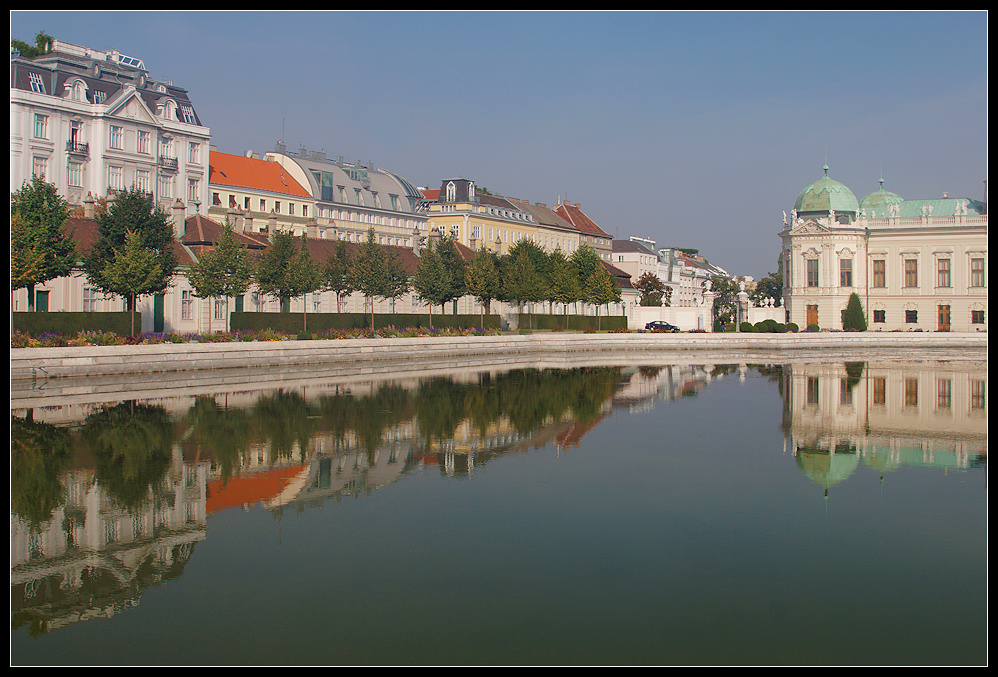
634 271 668 307
11 32 54 59
187 222 255 332
323 239 354 313
465 248 502 326
11 175 76 311
349 228 410 328
102 230 164 335
842 292 867 331
82 187 178 312
255 231 323 330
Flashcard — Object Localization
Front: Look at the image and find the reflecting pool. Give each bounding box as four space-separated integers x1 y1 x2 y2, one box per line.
10 359 987 665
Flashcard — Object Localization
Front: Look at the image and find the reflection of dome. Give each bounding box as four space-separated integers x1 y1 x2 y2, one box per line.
859 178 904 216
795 445 860 496
794 164 859 222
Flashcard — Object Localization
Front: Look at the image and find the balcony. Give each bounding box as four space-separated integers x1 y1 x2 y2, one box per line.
65 140 90 157
159 156 178 171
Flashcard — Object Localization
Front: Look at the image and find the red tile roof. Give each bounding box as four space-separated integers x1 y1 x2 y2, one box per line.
209 150 312 199
554 201 612 239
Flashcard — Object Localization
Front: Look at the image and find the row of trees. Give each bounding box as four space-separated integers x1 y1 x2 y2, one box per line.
12 179 623 334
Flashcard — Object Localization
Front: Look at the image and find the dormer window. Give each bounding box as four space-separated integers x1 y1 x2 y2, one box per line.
180 104 196 124
446 181 456 202
28 72 46 93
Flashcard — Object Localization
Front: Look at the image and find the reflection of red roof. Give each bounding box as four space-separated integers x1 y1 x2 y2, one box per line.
206 464 307 514
209 151 312 199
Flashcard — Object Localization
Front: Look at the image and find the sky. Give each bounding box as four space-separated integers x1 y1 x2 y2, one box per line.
10 10 988 278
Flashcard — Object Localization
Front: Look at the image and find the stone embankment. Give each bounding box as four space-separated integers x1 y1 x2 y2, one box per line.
11 332 987 382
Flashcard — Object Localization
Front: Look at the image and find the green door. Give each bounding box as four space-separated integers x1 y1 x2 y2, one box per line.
154 294 165 333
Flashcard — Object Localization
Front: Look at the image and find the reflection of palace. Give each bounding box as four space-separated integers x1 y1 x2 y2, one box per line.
10 448 208 635
779 361 987 494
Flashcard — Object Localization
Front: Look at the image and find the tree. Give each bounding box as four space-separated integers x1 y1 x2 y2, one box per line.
412 247 450 328
570 245 604 315
255 231 322 332
11 175 76 311
188 222 255 332
323 239 354 313
82 187 177 319
465 248 502 327
584 266 622 330
706 275 738 330
502 246 548 328
634 272 668 307
413 235 466 324
547 251 581 321
349 228 409 329
102 230 164 336
11 32 54 59
842 292 867 331
750 255 784 307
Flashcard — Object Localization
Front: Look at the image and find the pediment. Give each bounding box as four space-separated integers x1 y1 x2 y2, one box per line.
788 219 831 236
104 87 157 125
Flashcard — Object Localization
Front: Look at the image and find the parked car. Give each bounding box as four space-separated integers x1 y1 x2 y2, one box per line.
645 320 680 332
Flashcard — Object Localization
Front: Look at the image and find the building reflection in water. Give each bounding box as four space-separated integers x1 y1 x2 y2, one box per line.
778 360 987 495
10 360 985 636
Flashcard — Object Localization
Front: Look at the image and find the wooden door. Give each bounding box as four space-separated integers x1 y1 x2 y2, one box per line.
806 304 818 328
938 305 951 332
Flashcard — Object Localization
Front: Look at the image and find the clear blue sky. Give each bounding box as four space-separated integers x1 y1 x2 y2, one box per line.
10 11 988 278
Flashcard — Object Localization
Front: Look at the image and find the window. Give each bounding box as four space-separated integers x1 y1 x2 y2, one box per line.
260 199 266 211
108 166 124 191
971 310 985 324
970 380 986 409
839 378 853 406
936 258 951 287
904 378 918 408
839 259 852 287
806 259 819 287
68 162 83 187
181 290 193 320
33 114 48 139
806 377 819 405
873 259 886 288
873 309 886 323
138 130 151 154
187 178 199 202
180 104 197 124
970 258 985 287
159 175 173 198
905 309 918 324
904 258 918 287
109 125 123 149
214 298 226 321
188 141 199 163
83 286 98 312
28 71 45 93
936 379 952 409
93 90 107 104
136 170 150 193
32 156 47 178
873 378 886 405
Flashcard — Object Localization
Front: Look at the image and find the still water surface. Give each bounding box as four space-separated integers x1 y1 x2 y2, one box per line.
11 360 987 665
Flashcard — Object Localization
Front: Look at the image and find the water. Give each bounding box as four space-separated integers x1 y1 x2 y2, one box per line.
10 359 987 665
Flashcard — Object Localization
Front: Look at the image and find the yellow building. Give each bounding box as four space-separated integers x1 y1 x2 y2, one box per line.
424 178 580 254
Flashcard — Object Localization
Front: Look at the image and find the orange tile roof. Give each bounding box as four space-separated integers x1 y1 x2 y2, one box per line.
209 150 312 199
554 201 612 239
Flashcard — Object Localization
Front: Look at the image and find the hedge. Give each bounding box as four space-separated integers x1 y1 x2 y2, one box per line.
12 311 140 337
516 313 627 331
231 311 502 333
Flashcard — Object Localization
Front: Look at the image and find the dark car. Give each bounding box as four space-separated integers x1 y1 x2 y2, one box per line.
645 320 680 332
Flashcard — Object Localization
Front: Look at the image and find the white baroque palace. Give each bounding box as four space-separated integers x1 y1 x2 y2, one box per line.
11 39 211 215
781 166 987 332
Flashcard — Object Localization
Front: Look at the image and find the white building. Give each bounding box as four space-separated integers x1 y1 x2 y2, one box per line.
10 39 211 216
781 166 987 332
264 144 428 247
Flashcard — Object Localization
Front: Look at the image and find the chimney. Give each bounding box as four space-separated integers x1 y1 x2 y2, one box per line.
84 192 95 219
244 211 254 233
306 220 318 238
428 226 441 251
172 199 186 238
412 226 422 256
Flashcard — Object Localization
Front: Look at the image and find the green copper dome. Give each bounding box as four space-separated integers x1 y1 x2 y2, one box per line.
859 178 904 216
794 164 859 222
